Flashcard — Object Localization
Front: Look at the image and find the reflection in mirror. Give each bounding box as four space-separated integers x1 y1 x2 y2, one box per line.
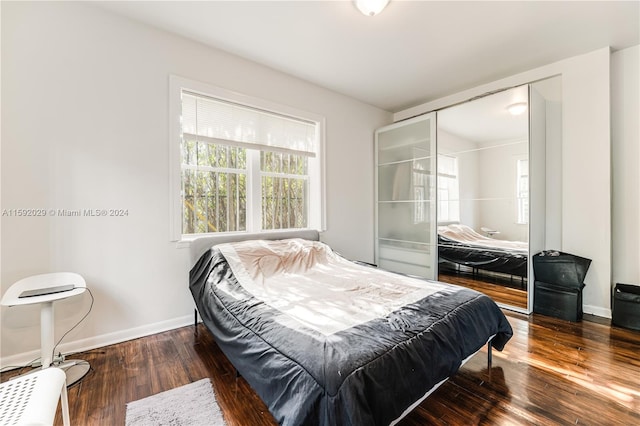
376 115 437 279
436 85 530 309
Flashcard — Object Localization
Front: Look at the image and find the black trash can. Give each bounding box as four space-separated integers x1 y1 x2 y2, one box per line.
532 251 591 288
612 283 640 331
534 281 584 322
532 251 591 322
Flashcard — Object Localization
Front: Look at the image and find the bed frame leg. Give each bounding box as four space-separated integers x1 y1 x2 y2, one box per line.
487 340 493 369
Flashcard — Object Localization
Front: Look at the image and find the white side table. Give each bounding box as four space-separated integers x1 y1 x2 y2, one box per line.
1 272 91 387
480 227 501 238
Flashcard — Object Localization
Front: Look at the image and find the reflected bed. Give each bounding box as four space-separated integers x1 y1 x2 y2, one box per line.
438 224 528 278
189 231 513 425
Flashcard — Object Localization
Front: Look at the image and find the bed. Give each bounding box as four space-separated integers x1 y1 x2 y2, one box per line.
438 224 528 279
189 230 513 425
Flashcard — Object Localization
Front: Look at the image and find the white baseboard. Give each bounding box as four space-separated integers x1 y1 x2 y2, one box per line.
1 314 196 371
584 304 612 319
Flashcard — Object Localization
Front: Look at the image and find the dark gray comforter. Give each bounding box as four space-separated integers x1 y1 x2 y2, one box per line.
190 245 513 426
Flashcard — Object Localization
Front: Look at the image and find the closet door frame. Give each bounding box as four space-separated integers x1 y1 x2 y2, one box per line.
528 84 548 314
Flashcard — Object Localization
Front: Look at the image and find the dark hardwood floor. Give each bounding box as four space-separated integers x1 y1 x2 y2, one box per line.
3 312 639 425
439 267 529 310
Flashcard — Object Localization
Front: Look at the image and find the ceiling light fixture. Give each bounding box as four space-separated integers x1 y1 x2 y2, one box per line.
507 102 528 116
356 0 390 17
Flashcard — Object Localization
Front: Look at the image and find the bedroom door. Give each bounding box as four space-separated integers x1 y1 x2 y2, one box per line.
374 113 438 279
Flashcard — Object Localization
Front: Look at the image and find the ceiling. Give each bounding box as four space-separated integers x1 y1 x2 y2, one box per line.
95 1 639 112
438 85 530 144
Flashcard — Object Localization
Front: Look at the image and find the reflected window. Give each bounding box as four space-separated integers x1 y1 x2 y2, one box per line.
517 158 529 224
412 159 428 223
437 154 459 223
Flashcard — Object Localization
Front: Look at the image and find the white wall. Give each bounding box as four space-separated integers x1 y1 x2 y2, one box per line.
611 45 640 287
436 130 479 228
544 101 563 250
436 130 530 243
0 2 391 365
476 141 529 242
396 48 613 317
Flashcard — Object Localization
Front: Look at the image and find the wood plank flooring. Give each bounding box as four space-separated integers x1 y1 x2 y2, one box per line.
439 270 529 310
2 312 640 425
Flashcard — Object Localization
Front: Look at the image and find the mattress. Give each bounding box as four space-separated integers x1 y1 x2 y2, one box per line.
438 224 528 278
190 238 513 425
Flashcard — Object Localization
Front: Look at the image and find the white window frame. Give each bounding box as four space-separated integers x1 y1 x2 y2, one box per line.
169 76 326 242
437 154 460 223
516 157 529 225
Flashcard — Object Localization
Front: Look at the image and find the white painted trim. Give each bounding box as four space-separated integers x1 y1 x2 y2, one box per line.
315 115 327 232
584 305 612 319
0 314 194 371
172 75 326 125
169 75 184 242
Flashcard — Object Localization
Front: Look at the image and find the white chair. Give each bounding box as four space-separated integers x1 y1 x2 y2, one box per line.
0 367 70 426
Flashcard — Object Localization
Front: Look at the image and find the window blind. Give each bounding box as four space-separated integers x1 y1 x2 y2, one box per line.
438 154 458 176
182 92 317 157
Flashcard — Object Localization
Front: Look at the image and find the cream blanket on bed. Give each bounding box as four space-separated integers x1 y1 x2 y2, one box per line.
217 239 447 336
438 224 528 253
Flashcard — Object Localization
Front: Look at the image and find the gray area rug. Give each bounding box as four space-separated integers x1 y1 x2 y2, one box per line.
125 378 226 426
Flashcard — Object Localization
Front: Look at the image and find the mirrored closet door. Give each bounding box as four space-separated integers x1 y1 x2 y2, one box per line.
436 83 551 312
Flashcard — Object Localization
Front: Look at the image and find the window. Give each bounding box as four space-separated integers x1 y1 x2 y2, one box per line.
437 154 460 223
170 77 324 240
516 158 529 224
411 156 431 224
